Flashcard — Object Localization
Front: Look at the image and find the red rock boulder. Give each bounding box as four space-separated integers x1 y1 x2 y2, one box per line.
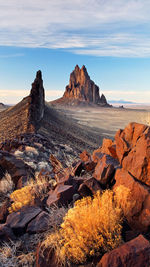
113 168 150 231
115 122 147 164
97 235 150 267
6 206 42 235
78 177 102 197
27 211 50 234
93 154 118 186
47 184 74 207
80 150 91 162
122 129 150 186
92 139 117 163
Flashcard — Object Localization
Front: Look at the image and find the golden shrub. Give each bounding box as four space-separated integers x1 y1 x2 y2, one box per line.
43 190 123 264
8 186 35 213
114 185 136 217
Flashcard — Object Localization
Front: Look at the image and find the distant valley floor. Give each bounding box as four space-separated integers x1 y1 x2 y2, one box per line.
50 104 150 141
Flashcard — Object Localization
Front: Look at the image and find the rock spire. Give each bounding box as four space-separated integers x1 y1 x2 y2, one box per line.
63 65 107 105
30 70 45 122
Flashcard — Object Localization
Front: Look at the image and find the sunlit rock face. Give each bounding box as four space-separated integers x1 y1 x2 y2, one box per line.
63 65 107 105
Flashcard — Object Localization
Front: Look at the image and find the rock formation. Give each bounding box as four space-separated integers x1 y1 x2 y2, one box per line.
0 70 45 142
51 65 108 106
29 70 45 123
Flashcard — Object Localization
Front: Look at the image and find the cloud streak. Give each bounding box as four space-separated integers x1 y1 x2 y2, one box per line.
0 53 24 58
0 0 150 57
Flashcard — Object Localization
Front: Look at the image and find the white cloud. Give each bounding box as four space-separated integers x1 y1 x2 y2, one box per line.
0 89 63 104
0 0 150 57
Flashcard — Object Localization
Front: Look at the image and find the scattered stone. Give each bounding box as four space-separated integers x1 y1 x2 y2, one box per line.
78 177 102 197
72 161 83 177
6 206 42 235
93 154 116 186
47 184 74 207
0 224 16 243
27 211 50 234
80 150 91 162
92 148 103 163
0 150 34 187
0 198 10 223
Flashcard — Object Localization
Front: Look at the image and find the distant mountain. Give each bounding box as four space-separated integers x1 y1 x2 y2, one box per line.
0 102 6 108
109 99 135 104
0 102 10 110
50 65 109 106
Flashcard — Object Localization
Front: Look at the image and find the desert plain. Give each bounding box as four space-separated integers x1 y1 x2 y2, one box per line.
51 104 150 146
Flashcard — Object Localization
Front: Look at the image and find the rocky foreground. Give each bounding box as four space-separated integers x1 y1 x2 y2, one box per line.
1 119 150 266
0 70 150 266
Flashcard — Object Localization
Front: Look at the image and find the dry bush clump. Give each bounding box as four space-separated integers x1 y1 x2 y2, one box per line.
8 186 35 213
114 185 136 217
8 173 55 213
43 190 123 265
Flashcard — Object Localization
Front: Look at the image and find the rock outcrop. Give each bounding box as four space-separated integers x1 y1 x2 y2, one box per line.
51 65 108 106
97 235 150 267
29 70 45 123
0 70 45 142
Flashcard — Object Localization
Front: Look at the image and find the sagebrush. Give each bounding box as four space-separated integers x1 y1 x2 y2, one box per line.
8 186 35 213
43 190 123 265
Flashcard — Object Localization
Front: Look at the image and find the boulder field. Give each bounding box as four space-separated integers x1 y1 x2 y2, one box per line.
1 121 150 266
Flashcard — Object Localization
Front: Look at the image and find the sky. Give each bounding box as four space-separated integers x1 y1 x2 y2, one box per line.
0 0 150 104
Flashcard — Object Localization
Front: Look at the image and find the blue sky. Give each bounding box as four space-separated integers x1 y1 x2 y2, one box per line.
0 0 150 104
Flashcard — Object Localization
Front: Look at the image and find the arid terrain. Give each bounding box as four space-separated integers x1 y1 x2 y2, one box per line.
1 69 150 267
50 104 150 142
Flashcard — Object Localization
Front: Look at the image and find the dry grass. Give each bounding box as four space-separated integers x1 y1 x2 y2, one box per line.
42 190 123 265
0 172 14 195
46 204 69 231
0 172 14 205
0 241 35 267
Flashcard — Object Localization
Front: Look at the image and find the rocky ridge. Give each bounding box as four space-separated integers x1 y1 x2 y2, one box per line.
51 65 109 106
0 70 45 142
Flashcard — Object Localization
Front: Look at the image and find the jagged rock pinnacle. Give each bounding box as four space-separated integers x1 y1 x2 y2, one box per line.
63 65 107 105
36 70 42 80
30 70 45 122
